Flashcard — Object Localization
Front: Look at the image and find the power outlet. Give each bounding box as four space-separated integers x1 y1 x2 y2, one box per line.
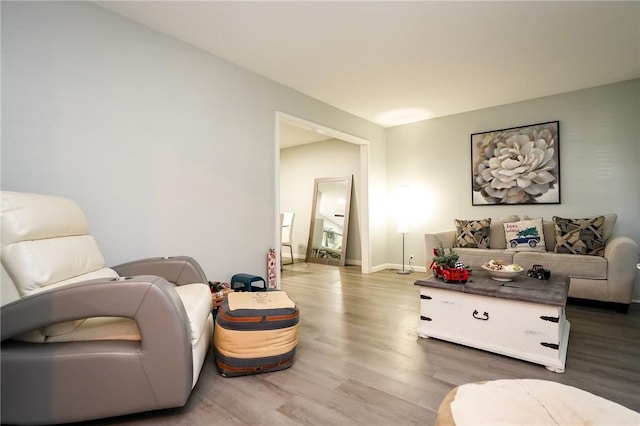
409 255 414 265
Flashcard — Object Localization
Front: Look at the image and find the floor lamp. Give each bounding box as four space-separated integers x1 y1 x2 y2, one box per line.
396 185 411 275
397 230 410 275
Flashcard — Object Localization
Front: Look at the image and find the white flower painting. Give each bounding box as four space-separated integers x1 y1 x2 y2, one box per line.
471 121 560 205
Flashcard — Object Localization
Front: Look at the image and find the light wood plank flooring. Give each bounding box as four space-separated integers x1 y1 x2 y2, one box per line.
90 263 640 425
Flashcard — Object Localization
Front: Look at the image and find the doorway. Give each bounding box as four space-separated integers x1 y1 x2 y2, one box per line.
275 112 370 281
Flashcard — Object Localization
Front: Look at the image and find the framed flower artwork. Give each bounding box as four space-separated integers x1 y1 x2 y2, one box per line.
471 121 560 205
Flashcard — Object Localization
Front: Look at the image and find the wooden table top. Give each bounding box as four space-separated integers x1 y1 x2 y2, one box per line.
415 270 569 307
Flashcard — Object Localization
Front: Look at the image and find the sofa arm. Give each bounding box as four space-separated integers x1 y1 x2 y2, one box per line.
604 236 639 304
0 275 194 417
1 276 191 345
112 256 208 286
425 230 457 265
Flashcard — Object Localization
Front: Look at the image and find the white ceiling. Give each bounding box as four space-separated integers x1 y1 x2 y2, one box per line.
96 1 640 137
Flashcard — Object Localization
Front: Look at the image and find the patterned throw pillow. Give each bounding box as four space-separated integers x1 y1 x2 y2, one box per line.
553 216 605 256
503 218 546 252
454 218 491 249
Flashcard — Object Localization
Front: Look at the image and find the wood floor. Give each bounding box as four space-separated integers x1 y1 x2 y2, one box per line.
91 263 640 425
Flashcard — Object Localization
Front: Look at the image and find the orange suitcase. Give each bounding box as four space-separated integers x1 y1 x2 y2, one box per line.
213 291 299 377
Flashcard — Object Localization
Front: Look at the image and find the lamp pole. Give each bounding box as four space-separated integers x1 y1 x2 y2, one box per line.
395 185 412 275
397 232 410 275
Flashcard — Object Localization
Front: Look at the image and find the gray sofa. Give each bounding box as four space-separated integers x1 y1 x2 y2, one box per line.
425 215 638 313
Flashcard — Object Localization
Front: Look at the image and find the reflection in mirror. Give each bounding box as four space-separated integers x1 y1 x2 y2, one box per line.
306 176 353 266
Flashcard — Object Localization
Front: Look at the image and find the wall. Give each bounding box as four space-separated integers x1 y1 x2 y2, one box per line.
280 139 362 264
387 79 640 299
5 2 634 296
0 1 388 283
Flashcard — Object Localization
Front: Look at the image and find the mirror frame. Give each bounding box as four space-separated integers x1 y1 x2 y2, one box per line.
305 176 353 266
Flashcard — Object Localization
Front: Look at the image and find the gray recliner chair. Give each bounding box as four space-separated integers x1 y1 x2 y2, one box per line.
1 191 214 425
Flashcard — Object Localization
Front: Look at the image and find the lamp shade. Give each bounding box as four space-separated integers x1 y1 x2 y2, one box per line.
397 220 410 234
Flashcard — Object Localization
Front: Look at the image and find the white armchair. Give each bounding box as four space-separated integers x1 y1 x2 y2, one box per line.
1 191 213 425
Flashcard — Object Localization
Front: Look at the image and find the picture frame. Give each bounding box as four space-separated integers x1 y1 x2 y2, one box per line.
471 120 560 205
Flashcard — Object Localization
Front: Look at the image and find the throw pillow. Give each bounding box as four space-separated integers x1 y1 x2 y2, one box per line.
553 216 605 256
454 218 491 249
503 218 546 252
489 215 520 250
524 215 556 251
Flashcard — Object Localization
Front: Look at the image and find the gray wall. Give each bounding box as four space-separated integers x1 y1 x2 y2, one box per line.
280 139 362 264
387 79 640 299
1 1 388 283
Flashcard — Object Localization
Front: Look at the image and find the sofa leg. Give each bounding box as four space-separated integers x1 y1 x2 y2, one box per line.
567 297 630 314
612 303 630 314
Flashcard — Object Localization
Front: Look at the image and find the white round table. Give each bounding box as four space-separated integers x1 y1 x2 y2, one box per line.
437 379 640 426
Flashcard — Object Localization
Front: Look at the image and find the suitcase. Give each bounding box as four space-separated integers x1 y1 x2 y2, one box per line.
214 290 299 377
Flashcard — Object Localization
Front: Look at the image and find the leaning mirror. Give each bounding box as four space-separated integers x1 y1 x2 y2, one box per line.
306 176 353 266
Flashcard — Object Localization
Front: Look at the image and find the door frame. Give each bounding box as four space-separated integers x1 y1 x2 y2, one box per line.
275 112 370 282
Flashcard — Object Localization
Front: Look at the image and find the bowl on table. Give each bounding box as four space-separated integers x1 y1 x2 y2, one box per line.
481 264 523 282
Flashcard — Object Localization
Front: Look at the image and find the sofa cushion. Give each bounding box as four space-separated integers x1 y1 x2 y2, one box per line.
553 216 605 256
1 191 88 247
567 277 609 301
454 218 491 249
503 218 546 252
2 235 108 296
456 248 514 268
489 215 520 250
1 264 20 307
525 214 617 251
45 317 141 343
513 251 607 280
601 214 617 242
1 191 109 296
542 220 556 251
39 284 211 345
175 283 214 347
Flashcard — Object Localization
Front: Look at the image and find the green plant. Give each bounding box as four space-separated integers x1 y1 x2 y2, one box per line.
432 245 460 268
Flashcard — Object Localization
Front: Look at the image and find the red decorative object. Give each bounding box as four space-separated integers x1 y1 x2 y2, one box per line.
431 263 469 283
430 247 469 284
267 248 277 288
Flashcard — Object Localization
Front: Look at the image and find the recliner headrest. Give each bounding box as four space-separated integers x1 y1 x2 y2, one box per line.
1 191 88 247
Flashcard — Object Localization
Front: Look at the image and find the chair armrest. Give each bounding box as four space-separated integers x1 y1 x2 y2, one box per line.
604 236 639 304
425 230 456 265
0 276 194 415
112 256 208 286
1 276 191 347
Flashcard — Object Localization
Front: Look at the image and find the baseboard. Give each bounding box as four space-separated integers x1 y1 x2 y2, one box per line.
388 263 427 273
369 263 427 274
288 254 362 266
370 263 392 273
